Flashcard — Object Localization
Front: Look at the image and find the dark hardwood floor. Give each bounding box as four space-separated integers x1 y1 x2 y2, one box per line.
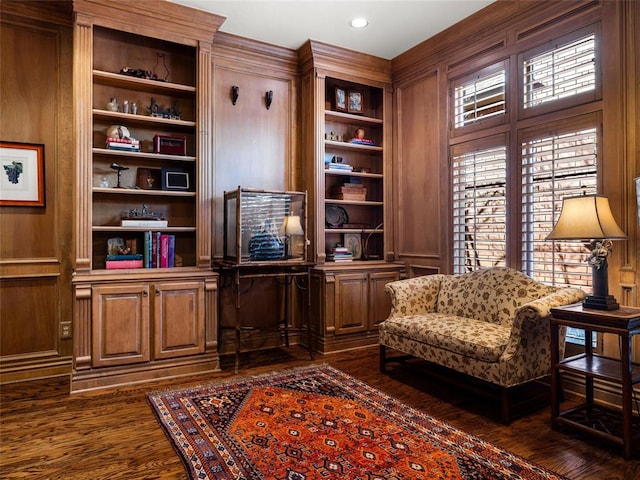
1 346 638 479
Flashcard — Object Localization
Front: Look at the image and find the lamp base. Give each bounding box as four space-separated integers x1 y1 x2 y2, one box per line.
583 294 619 311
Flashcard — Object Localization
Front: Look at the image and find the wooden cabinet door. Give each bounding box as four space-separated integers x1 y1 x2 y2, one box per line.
92 284 150 367
334 273 368 335
368 271 400 329
153 281 204 360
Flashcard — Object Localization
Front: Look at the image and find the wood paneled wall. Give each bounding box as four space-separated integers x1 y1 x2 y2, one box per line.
0 2 74 383
210 33 302 353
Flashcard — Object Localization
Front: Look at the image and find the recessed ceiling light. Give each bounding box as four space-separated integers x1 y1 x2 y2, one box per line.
351 17 368 29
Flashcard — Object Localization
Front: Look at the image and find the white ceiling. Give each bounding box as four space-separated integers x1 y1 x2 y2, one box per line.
168 0 495 59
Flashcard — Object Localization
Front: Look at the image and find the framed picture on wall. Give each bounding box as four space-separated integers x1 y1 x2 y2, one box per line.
0 141 45 207
335 87 347 112
347 90 364 114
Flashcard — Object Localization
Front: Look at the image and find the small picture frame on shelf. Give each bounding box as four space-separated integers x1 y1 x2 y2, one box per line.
136 168 161 190
161 167 190 191
344 233 362 260
335 87 347 112
347 90 364 114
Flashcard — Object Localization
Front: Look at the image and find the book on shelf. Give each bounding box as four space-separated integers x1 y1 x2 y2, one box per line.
327 254 354 262
121 219 168 228
106 137 140 146
105 259 143 269
106 254 143 261
351 139 375 146
327 162 354 171
107 145 140 152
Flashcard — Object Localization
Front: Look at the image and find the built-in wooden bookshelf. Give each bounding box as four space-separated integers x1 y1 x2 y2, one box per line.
71 0 224 392
299 40 404 353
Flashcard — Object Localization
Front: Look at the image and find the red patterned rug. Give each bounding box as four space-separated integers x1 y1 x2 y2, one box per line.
147 365 567 480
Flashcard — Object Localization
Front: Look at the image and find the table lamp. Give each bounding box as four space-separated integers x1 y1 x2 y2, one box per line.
280 214 304 259
546 192 627 310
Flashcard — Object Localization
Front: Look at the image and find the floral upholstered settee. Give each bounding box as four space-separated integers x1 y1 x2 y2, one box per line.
379 267 585 423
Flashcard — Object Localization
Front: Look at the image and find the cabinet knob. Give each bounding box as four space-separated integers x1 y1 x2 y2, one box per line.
142 289 148 297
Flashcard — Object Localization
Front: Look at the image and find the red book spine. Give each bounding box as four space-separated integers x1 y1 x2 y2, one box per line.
160 234 169 268
151 233 158 268
105 259 143 269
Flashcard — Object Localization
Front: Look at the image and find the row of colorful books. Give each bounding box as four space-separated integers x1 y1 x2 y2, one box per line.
105 232 176 269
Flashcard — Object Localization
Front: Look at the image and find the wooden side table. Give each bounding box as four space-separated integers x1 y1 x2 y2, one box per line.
217 261 314 373
550 303 640 458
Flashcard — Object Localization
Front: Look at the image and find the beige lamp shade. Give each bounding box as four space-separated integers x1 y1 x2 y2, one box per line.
280 215 304 236
546 194 626 240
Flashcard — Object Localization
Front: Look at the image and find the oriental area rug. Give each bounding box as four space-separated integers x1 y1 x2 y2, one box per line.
147 365 567 480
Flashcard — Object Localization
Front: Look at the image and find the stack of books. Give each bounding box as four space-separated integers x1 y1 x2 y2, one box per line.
351 138 375 146
144 232 176 268
106 136 140 152
327 162 354 172
327 245 353 262
105 253 143 269
332 182 367 201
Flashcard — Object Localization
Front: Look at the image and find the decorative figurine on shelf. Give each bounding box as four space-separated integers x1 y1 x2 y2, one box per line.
148 98 181 120
106 97 119 112
151 52 170 82
351 128 374 145
121 204 165 221
110 162 129 188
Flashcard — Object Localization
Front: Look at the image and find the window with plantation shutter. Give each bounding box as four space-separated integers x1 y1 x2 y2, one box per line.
453 67 506 128
523 32 596 109
520 125 598 289
452 143 507 274
449 24 602 347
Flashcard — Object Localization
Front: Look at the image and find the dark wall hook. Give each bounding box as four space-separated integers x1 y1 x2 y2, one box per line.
265 90 273 110
231 86 239 105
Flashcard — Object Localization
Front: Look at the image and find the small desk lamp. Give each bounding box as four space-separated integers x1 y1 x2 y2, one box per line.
546 192 627 310
280 214 304 259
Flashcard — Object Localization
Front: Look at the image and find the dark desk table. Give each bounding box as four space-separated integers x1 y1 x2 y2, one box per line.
550 303 640 458
217 261 314 373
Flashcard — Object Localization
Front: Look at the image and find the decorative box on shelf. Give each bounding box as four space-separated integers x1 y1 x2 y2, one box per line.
331 184 367 201
223 187 307 264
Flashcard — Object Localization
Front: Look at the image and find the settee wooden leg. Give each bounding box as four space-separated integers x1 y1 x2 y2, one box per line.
379 345 386 373
501 388 511 425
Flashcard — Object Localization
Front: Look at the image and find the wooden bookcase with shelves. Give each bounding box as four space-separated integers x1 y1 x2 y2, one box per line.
71 0 224 392
90 27 198 270
299 41 404 353
322 78 388 263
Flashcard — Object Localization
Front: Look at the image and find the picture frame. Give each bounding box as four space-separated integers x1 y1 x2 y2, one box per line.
344 233 362 260
0 141 45 207
161 166 190 191
347 90 364 114
335 87 347 112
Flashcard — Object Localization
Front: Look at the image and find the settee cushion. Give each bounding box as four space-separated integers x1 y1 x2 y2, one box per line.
380 313 510 362
437 268 557 327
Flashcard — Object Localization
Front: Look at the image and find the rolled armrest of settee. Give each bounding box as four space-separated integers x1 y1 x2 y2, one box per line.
514 287 586 326
384 274 446 318
501 287 586 360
